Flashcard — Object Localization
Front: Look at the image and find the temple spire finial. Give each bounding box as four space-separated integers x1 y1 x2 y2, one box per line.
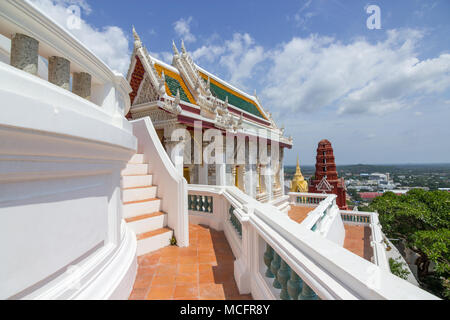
132 25 142 49
172 40 179 56
181 39 187 54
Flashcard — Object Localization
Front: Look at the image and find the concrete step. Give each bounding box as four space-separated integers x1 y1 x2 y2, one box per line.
122 185 157 203
125 212 167 235
129 154 145 164
136 227 173 256
121 163 148 176
123 198 161 218
121 174 152 189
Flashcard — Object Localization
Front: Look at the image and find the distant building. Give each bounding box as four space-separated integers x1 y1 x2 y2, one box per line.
309 139 348 210
359 192 383 200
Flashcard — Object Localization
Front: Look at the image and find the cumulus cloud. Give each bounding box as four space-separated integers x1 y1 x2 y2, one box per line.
28 0 130 74
262 29 450 115
173 17 196 43
191 33 266 89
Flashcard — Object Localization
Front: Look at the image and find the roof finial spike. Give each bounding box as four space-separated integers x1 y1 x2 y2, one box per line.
172 40 179 55
132 25 142 49
175 88 181 105
181 39 187 54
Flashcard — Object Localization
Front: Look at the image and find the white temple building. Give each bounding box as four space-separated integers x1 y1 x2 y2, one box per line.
0 0 438 300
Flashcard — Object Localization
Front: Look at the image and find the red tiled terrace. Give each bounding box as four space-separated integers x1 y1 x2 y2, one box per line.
129 224 253 300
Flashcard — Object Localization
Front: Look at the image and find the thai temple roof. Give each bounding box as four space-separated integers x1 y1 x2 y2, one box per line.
128 28 272 125
153 59 197 105
196 66 268 120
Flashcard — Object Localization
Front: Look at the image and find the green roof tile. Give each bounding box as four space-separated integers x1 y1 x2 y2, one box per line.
205 79 265 119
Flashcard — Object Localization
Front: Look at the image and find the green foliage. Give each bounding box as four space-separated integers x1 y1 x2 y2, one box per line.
367 189 450 299
170 235 177 246
389 258 409 280
412 229 450 275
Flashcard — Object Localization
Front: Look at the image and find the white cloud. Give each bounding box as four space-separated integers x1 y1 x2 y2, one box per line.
28 0 130 74
292 0 316 29
262 29 450 115
191 33 266 89
173 17 196 43
150 51 173 64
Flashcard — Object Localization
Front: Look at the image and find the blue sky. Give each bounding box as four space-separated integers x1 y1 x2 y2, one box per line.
30 0 450 165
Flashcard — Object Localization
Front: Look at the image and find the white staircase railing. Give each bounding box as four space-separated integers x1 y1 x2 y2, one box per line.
130 117 189 247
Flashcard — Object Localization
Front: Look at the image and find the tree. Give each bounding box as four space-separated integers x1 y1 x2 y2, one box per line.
367 189 450 298
389 258 409 280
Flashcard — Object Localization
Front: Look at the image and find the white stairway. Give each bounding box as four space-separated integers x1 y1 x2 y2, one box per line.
121 154 173 256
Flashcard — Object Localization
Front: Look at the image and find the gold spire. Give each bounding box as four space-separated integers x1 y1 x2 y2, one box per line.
291 155 308 192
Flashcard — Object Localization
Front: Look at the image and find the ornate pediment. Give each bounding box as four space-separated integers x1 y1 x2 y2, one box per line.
316 176 334 192
134 74 160 105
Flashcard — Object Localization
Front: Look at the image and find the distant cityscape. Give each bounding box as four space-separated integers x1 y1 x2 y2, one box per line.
285 163 450 208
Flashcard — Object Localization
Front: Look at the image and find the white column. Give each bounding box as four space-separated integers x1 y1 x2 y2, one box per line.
164 124 186 176
198 142 209 185
216 141 226 186
265 160 273 202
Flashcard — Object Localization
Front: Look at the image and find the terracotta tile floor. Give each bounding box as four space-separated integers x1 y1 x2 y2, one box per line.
288 206 315 224
129 224 253 300
343 225 373 262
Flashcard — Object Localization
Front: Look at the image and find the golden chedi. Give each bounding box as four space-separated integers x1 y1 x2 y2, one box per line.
290 156 308 192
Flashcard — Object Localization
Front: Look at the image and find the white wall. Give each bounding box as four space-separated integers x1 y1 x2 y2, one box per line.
0 33 137 299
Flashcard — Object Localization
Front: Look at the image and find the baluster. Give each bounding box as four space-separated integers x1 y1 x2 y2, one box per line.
190 195 195 211
209 197 213 213
198 196 204 212
299 282 318 300
277 260 291 300
270 252 282 289
192 195 198 211
263 245 274 278
204 196 210 213
287 270 302 300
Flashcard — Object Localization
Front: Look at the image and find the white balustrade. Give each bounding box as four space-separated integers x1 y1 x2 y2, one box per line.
187 185 438 300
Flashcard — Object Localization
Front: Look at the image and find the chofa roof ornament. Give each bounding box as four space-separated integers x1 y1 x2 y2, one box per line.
172 40 179 56
132 26 142 49
181 40 187 55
